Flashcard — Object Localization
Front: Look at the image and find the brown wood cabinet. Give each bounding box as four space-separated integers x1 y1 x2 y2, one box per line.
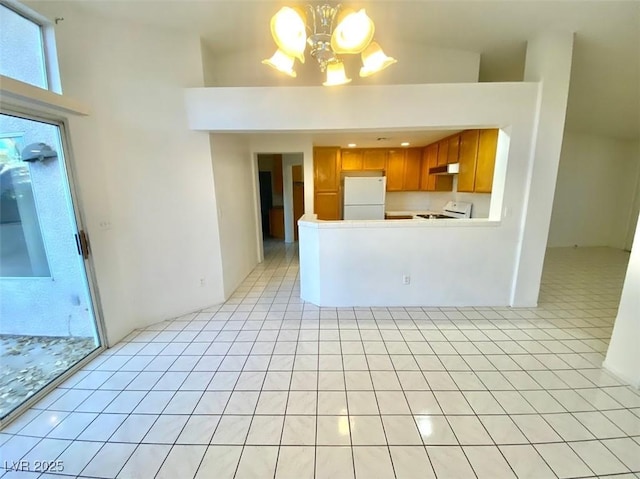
447 135 460 164
403 148 422 191
420 144 453 192
437 140 449 166
420 144 437 191
313 147 341 220
313 131 496 218
341 149 363 171
475 129 499 193
363 149 387 170
269 207 285 239
314 192 340 221
386 150 405 191
292 163 304 182
456 128 498 193
314 147 340 192
457 129 480 193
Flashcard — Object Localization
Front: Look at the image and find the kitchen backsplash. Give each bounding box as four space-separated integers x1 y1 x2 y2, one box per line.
385 191 491 218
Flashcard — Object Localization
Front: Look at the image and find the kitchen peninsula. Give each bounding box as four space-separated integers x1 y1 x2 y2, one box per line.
300 128 506 308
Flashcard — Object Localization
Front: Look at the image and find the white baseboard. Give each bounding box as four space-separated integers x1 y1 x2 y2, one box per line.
602 361 640 390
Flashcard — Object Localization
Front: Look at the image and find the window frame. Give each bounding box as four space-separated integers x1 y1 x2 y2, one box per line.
1 0 62 93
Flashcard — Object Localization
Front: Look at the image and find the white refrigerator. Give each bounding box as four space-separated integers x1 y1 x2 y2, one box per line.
343 176 387 220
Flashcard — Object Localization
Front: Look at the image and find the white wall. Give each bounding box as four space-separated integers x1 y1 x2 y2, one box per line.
548 133 640 249
624 142 640 250
210 134 259 297
300 219 516 307
512 32 574 306
282 153 304 242
185 35 572 309
604 213 640 388
188 82 541 307
29 2 225 345
204 42 480 87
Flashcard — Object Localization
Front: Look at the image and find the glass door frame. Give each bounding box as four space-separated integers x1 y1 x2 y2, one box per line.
0 105 108 428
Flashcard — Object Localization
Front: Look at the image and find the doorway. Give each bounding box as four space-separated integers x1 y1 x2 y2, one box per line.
257 154 284 241
0 112 103 423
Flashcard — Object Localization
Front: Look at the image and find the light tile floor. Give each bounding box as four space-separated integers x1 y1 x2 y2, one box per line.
1 242 639 479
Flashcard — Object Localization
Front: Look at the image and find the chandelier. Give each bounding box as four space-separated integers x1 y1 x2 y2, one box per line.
262 4 397 86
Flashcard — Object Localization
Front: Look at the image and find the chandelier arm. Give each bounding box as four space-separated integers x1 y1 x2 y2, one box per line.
306 4 317 35
330 4 342 35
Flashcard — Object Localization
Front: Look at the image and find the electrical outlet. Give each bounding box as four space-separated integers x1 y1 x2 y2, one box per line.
402 275 410 285
98 220 112 230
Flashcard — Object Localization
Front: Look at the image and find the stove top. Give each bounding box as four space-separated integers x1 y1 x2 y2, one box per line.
415 214 455 219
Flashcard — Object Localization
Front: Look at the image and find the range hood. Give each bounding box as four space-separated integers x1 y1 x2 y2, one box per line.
429 162 459 175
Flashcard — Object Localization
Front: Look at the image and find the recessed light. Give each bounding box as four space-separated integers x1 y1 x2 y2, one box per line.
401 142 410 147
347 143 357 148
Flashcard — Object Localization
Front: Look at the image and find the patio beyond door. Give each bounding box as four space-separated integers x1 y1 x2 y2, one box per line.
0 112 102 422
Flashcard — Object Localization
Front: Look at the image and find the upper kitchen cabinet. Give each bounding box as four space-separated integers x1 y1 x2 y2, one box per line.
385 150 405 191
420 144 453 192
362 149 387 170
314 147 340 192
314 147 341 220
475 129 499 193
457 128 498 193
420 143 437 191
341 149 364 171
457 129 480 193
385 148 421 191
403 148 422 191
436 139 449 167
447 135 460 164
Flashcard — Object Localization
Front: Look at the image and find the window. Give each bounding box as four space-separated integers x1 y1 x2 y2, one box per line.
0 3 48 89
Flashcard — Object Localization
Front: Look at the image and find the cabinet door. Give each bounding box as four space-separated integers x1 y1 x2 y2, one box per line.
420 144 438 191
273 154 283 194
314 192 340 220
447 135 460 164
386 150 405 191
437 140 449 166
292 164 304 183
314 147 340 192
457 129 479 193
475 129 499 193
363 149 386 170
269 207 285 239
341 149 363 171
403 148 422 191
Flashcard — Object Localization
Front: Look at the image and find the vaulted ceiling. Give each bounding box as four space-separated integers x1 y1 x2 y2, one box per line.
36 1 640 141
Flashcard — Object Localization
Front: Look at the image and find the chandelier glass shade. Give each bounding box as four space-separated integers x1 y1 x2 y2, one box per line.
262 4 397 86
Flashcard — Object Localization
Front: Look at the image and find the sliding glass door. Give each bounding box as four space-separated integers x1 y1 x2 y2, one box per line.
0 112 102 421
